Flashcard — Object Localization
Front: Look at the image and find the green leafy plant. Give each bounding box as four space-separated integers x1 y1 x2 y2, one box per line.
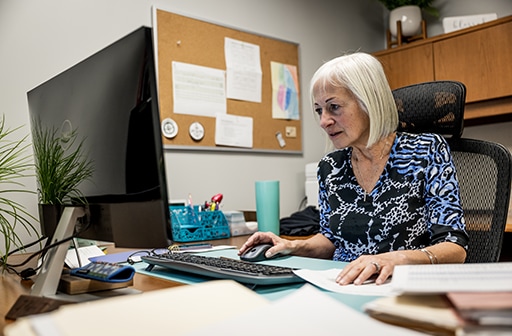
32 120 94 205
377 0 439 17
0 116 39 271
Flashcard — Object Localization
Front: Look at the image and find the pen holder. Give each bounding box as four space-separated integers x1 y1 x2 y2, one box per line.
169 205 231 242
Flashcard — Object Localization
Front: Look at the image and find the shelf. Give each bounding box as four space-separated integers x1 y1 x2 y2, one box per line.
374 15 512 124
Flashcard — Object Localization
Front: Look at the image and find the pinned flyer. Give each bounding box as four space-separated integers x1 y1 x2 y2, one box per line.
215 114 253 148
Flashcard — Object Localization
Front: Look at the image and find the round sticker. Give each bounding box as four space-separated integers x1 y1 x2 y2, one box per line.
161 118 178 139
189 122 205 141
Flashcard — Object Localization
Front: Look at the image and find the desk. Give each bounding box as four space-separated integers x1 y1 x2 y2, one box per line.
134 248 378 308
0 235 277 333
1 235 379 335
0 236 250 334
0 256 185 335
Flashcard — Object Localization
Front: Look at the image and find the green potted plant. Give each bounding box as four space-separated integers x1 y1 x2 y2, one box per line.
377 0 439 37
31 119 94 237
0 116 39 272
377 0 439 17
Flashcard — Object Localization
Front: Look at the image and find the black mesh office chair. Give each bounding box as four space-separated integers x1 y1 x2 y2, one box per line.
393 81 512 263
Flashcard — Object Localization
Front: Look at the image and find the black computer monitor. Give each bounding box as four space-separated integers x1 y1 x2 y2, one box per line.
27 27 172 249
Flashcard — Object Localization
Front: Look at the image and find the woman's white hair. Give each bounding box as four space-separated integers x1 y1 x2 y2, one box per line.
310 52 398 148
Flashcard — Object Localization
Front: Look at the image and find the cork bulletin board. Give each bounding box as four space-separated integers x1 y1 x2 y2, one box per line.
152 8 302 153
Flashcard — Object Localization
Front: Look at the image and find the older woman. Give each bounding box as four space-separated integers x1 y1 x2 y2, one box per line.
239 52 468 285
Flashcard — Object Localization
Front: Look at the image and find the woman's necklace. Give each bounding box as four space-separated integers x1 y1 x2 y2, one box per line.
352 140 390 202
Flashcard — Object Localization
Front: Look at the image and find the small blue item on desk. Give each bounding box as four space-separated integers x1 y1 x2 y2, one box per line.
89 250 139 264
170 205 230 242
70 261 135 283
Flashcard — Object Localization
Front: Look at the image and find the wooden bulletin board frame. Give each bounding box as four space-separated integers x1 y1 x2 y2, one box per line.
152 8 302 153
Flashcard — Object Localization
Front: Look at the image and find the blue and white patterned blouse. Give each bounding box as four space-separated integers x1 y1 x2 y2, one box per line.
317 132 469 262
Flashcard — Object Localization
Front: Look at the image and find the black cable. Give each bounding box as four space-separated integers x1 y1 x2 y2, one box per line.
2 210 92 277
3 234 80 279
5 236 47 257
126 247 168 264
71 238 83 268
298 196 308 211
4 234 75 269
126 250 151 265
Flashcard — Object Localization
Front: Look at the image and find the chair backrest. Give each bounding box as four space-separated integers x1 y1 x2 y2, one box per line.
447 138 512 263
393 80 465 139
393 81 512 263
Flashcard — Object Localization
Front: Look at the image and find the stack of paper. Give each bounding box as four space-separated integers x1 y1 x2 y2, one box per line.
365 294 460 335
391 262 512 294
223 210 257 236
365 293 512 336
364 262 512 335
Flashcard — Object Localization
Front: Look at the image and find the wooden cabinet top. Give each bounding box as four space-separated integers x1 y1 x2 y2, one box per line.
374 15 512 56
374 15 512 123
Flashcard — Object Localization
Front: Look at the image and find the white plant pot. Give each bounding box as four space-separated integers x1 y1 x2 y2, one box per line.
389 5 422 37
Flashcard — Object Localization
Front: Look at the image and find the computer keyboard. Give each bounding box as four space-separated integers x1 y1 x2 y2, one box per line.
141 252 305 286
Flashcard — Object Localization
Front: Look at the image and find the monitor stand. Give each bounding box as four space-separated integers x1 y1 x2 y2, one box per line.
31 206 139 302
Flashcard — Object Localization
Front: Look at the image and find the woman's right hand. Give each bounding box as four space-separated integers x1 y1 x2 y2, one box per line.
238 231 293 259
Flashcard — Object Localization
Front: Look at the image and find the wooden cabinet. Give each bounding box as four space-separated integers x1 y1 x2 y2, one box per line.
377 44 434 89
374 16 512 122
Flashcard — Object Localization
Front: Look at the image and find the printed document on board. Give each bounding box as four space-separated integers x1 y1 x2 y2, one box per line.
215 114 253 148
224 37 262 103
172 61 226 117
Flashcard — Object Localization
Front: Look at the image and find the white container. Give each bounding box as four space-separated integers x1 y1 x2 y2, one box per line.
389 5 422 37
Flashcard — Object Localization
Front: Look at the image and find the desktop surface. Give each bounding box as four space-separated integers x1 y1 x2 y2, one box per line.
1 235 380 333
0 247 183 333
135 247 380 312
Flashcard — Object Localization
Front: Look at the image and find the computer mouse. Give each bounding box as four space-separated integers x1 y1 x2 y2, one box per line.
240 243 276 262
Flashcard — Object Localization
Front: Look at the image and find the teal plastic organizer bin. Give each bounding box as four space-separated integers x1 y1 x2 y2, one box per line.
169 205 231 242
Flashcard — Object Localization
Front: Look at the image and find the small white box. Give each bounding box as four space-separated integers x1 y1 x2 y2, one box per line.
305 162 318 208
223 211 258 236
442 13 497 34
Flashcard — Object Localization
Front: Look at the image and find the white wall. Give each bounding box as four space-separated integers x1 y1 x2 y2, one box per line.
0 0 384 250
424 0 512 37
1 0 511 251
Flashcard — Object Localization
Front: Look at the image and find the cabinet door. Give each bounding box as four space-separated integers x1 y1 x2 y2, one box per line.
433 21 512 103
375 44 434 90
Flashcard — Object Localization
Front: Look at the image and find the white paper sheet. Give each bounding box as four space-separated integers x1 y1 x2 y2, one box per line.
65 245 105 268
392 262 512 294
188 284 426 335
172 61 226 117
224 37 262 103
5 280 268 336
214 113 253 148
293 268 394 296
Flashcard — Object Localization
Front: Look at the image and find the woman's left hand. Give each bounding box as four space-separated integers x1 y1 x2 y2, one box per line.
335 252 399 285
